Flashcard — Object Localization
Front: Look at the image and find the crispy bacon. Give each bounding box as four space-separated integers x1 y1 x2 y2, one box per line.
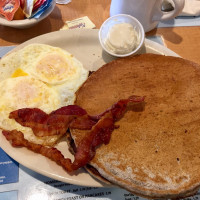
70 112 115 171
3 95 145 172
9 106 97 137
2 130 73 172
9 108 74 137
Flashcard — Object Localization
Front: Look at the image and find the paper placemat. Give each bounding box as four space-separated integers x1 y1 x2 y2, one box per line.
0 46 16 58
158 15 200 28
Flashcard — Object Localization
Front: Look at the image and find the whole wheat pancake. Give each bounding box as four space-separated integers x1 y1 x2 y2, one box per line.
70 53 200 199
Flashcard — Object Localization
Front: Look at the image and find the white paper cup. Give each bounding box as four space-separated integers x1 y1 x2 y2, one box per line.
99 14 145 57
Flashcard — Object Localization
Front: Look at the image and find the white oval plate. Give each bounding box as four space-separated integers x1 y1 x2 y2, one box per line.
0 29 179 187
0 0 55 29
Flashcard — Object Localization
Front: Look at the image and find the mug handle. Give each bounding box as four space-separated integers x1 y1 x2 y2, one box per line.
153 0 185 21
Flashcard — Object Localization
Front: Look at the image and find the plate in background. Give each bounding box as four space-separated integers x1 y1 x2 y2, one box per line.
0 0 55 29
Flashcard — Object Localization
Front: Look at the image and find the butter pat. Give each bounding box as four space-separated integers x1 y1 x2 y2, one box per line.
63 16 96 30
105 23 138 54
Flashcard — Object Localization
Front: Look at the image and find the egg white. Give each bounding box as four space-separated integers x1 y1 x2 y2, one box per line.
18 44 88 106
0 51 22 82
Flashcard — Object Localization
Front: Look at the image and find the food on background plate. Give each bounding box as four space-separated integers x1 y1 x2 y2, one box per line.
13 5 25 20
0 0 53 20
0 43 88 146
0 0 20 21
70 54 200 199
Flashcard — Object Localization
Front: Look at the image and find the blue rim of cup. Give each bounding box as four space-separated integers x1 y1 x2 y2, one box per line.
99 14 145 57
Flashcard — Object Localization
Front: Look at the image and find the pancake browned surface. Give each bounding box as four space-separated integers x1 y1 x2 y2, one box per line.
70 53 200 199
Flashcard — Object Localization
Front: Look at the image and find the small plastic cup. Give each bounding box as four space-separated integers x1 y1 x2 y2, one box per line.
99 14 145 57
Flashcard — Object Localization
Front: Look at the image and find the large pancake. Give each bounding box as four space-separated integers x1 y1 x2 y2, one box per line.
70 53 200 199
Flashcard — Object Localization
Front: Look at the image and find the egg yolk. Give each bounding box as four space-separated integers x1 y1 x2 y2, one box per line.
11 68 28 78
13 79 41 104
36 53 76 82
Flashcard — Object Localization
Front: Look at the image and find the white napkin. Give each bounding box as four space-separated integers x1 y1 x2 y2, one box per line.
179 0 200 16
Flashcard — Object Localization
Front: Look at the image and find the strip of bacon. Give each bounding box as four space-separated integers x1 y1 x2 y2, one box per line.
2 130 73 172
9 105 97 137
70 112 115 171
3 95 144 172
9 108 75 137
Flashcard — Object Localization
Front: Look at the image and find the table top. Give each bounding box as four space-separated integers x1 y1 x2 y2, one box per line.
0 0 199 66
0 1 200 199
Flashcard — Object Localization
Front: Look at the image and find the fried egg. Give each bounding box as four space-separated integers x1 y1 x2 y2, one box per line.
0 76 62 145
0 44 89 146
